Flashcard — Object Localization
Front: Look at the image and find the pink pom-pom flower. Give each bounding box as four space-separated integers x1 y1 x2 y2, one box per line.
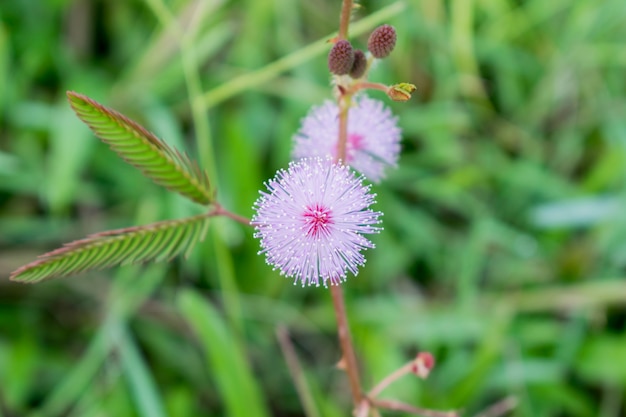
292 96 401 183
251 157 382 287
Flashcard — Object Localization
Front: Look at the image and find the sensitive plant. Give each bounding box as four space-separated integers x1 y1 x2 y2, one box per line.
252 157 382 287
8 1 462 416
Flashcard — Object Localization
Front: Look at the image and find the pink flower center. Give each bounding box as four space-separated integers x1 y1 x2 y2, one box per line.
346 133 364 162
335 133 364 163
303 204 333 238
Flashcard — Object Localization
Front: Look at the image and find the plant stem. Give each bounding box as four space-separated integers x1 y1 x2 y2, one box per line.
474 396 518 417
330 285 362 406
338 0 353 40
336 93 351 162
351 81 389 95
368 360 414 398
331 101 362 406
212 204 251 226
329 0 364 410
330 98 363 408
370 399 458 417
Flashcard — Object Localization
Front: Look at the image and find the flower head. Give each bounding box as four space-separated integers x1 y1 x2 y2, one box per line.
292 96 401 183
251 158 382 287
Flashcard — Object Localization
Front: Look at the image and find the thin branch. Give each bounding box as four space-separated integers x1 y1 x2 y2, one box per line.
371 398 459 417
338 0 354 40
212 204 251 226
368 360 414 398
329 0 362 408
330 285 362 406
331 0 365 411
350 81 389 95
355 399 370 417
474 396 518 417
336 95 350 162
368 352 434 398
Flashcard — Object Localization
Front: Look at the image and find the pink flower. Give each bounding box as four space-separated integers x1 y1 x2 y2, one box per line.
292 96 401 183
251 158 382 287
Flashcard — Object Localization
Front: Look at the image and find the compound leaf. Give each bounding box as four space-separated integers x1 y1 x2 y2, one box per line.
10 214 210 283
67 91 213 205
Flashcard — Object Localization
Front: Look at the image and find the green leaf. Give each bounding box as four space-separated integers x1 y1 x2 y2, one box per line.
67 91 213 205
10 214 210 283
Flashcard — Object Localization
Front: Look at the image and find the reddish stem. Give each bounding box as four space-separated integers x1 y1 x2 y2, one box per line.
330 284 362 406
370 399 458 417
338 0 354 40
368 360 414 398
350 81 388 95
330 0 364 411
336 95 350 162
211 204 251 226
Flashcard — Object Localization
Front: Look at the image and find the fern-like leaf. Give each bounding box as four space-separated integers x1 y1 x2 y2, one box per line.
10 214 211 283
67 91 213 205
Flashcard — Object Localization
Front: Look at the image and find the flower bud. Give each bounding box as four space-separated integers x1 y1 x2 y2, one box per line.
328 39 355 75
367 24 397 58
349 50 367 79
387 83 416 102
411 352 435 379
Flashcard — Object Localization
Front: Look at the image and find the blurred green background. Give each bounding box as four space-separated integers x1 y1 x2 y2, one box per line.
2 0 626 416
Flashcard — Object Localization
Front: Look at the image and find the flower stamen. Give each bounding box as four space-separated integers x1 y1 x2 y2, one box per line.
303 204 333 238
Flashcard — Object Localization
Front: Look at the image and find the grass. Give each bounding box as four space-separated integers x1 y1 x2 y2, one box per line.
1 0 626 416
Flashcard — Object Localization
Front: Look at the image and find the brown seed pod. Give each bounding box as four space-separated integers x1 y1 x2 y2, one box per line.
349 50 367 79
328 39 354 75
367 25 397 58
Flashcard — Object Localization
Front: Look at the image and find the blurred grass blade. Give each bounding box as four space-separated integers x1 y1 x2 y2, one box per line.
116 323 167 417
197 1 406 108
67 91 214 205
177 289 270 417
0 21 8 113
10 214 210 283
276 326 321 417
46 99 94 214
33 266 167 417
30 325 110 417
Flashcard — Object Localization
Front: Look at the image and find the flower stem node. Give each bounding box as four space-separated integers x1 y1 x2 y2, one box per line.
328 39 355 75
367 24 397 59
387 83 417 102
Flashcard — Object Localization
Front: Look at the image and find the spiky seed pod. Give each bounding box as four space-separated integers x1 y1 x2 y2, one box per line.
328 39 354 75
349 50 367 79
367 24 397 58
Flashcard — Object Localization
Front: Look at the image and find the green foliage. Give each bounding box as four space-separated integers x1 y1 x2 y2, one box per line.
3 0 626 416
67 92 213 205
10 214 210 283
177 290 271 417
